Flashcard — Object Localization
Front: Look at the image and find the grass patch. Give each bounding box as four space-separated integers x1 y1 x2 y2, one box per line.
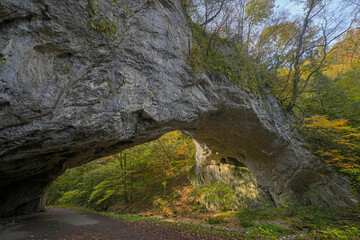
240 220 256 228
237 204 359 227
207 215 228 224
260 223 293 235
315 226 360 239
237 204 360 239
237 207 290 221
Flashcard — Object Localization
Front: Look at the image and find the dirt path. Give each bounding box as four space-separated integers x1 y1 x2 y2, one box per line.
0 207 224 240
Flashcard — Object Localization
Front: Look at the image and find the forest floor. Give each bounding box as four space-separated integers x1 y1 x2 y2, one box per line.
45 169 360 239
48 191 360 239
114 204 360 239
0 207 225 240
100 180 360 239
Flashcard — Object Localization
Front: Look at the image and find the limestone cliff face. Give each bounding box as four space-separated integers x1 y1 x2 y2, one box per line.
0 0 357 217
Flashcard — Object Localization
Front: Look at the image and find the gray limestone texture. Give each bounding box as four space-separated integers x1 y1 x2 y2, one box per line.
0 0 357 217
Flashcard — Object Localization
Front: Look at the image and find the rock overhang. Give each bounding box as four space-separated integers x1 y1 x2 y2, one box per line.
0 0 358 218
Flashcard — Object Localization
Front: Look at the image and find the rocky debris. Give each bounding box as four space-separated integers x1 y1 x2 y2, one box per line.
0 0 357 217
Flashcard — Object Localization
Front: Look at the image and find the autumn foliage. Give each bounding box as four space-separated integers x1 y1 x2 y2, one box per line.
47 131 198 213
304 115 360 193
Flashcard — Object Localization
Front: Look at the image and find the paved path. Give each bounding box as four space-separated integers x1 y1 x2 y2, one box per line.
0 207 223 240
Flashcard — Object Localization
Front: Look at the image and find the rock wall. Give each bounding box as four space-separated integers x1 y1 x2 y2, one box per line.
0 0 357 217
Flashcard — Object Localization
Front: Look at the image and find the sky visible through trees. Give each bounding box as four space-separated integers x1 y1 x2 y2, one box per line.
276 0 358 18
276 0 302 15
187 0 359 109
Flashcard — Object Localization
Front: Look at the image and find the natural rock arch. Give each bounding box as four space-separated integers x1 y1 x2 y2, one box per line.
0 0 357 217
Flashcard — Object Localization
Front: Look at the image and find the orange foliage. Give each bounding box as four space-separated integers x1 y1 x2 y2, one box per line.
305 115 360 170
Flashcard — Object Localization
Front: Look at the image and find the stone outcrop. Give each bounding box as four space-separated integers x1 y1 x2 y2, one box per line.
0 0 357 217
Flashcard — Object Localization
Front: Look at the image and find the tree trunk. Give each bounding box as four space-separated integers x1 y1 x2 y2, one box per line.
288 0 316 111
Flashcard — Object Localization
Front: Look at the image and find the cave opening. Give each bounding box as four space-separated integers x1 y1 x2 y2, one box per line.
45 130 260 215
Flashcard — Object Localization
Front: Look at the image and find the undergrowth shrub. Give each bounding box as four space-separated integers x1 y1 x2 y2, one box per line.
196 182 235 211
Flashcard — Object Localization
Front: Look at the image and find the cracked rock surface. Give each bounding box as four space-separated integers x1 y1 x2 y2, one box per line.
0 0 357 217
